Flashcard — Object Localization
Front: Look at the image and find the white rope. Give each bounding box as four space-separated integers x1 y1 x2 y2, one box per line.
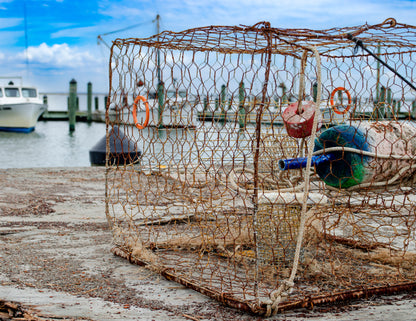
225 143 416 195
312 146 416 160
265 45 322 317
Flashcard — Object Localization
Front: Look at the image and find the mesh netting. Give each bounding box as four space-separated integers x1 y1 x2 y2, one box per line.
105 18 416 316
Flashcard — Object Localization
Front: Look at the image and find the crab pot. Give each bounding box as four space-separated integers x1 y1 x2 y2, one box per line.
257 193 325 267
105 19 416 316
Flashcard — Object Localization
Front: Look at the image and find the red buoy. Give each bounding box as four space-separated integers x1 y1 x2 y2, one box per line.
282 101 321 138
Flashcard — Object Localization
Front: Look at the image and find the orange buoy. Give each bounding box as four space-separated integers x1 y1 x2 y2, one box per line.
132 95 150 130
330 87 352 115
282 101 321 138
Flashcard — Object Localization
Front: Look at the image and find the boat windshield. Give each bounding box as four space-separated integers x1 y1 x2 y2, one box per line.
22 88 37 98
5 88 20 97
0 89 2 98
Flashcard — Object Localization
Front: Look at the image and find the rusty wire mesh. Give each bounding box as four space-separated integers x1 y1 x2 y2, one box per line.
105 18 416 316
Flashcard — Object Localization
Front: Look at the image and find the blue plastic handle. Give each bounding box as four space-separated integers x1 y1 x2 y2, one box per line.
278 153 337 171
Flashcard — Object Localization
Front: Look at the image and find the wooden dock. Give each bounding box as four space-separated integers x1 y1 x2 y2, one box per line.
40 110 106 122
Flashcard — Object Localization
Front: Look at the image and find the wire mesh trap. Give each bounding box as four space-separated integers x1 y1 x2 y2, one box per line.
105 18 416 316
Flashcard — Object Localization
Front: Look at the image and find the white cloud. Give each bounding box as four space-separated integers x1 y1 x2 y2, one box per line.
22 43 103 69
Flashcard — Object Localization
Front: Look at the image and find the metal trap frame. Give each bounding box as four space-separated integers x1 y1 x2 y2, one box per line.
105 19 416 316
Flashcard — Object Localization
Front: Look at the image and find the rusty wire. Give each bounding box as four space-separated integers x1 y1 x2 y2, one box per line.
105 18 416 315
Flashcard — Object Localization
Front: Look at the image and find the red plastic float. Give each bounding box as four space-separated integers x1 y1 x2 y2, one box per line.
282 100 321 138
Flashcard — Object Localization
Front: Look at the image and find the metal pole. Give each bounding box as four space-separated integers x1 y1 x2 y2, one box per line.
376 44 381 102
156 14 161 86
348 34 416 92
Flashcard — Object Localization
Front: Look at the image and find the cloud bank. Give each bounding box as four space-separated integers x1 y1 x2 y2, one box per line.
23 43 99 69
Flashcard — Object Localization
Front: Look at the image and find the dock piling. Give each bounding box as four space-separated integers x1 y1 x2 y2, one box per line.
238 81 245 128
68 79 77 132
158 82 164 128
87 82 92 123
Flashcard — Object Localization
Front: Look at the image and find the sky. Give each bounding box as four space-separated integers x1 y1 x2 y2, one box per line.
1 0 416 94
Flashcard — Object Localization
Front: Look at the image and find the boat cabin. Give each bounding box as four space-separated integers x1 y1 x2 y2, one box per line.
0 83 39 99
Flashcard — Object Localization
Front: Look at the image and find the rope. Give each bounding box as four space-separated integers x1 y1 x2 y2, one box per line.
297 50 309 113
265 45 322 317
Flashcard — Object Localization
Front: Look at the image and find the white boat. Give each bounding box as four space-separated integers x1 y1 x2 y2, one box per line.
0 78 47 133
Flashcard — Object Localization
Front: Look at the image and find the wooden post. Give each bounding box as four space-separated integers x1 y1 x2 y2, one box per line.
68 79 77 132
279 82 287 106
411 100 416 119
312 81 318 103
377 86 386 119
87 82 92 123
386 87 392 118
221 84 226 107
158 81 164 128
220 85 226 121
203 97 208 112
238 81 245 129
105 96 108 110
94 96 99 111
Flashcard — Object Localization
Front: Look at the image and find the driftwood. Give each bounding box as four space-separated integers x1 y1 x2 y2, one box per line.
0 300 39 320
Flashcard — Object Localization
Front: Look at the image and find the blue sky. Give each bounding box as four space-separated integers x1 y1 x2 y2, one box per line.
1 0 416 93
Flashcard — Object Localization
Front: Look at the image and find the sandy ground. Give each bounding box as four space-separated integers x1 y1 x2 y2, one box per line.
0 167 416 321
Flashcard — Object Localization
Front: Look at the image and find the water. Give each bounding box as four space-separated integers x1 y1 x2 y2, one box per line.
0 121 106 169
0 118 257 169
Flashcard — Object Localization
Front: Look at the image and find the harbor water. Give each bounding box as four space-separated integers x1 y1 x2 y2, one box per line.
2 118 414 170
0 121 106 169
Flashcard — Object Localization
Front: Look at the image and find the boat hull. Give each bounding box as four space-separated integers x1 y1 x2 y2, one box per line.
0 102 47 132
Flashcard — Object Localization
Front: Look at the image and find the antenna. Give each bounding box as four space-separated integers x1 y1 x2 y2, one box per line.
97 18 155 49
23 0 29 71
